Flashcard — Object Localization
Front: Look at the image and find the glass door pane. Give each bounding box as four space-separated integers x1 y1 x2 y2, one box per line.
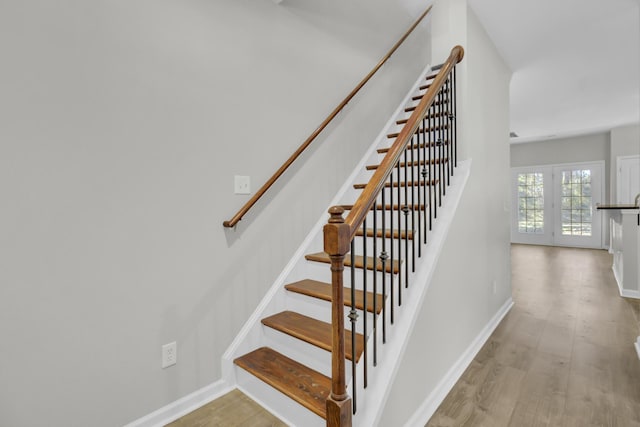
553 163 603 248
511 166 553 245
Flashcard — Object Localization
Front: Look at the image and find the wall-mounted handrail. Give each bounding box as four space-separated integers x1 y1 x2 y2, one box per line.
222 4 433 228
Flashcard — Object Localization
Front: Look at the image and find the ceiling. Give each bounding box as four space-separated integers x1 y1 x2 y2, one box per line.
466 0 640 143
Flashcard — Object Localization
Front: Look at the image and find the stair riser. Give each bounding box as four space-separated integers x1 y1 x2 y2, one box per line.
285 292 381 333
235 368 326 427
262 325 334 378
301 261 399 289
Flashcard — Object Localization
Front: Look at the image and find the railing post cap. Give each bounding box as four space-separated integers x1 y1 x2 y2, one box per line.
328 206 345 224
453 45 465 62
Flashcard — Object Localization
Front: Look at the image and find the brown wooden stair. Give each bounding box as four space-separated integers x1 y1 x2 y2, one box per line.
405 98 447 112
387 125 449 139
262 311 365 362
234 347 330 419
378 140 449 153
285 279 384 314
355 227 413 239
305 252 401 274
353 179 439 189
366 158 448 170
339 203 426 211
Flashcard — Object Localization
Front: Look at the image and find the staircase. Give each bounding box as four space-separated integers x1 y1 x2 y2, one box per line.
224 47 465 426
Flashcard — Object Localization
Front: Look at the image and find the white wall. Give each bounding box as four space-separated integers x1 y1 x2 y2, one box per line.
379 2 512 425
610 123 640 200
0 1 432 425
511 132 611 201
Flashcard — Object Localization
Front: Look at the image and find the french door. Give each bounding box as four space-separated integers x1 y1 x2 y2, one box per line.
511 162 604 248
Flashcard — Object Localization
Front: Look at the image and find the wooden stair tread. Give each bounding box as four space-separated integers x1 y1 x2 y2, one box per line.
340 203 426 211
425 73 438 80
367 158 449 170
377 140 449 154
234 347 330 419
404 99 447 112
285 279 383 314
262 311 364 362
306 252 401 274
355 227 414 240
354 179 439 189
412 88 448 101
387 125 449 138
397 111 449 124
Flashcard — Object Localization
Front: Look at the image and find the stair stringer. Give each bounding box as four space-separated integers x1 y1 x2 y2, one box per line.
221 61 442 426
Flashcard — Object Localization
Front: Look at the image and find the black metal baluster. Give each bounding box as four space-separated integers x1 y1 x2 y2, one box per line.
453 66 458 167
362 218 367 388
431 104 437 219
403 144 409 287
372 202 378 366
447 76 454 177
438 88 445 199
380 189 387 343
396 159 402 306
437 90 444 206
417 125 423 258
411 131 416 270
446 81 451 184
389 170 395 324
349 240 357 414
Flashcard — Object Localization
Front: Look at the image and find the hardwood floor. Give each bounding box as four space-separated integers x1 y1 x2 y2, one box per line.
166 389 286 427
427 244 640 427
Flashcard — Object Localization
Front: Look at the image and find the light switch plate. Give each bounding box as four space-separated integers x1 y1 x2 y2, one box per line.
234 176 250 195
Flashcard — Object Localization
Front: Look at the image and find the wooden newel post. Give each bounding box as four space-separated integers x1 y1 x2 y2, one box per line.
323 206 353 427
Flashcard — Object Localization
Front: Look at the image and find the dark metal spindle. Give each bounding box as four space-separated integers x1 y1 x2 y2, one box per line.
380 188 384 344
416 125 423 257
380 189 387 343
389 171 395 323
372 202 378 366
396 159 402 306
349 240 357 414
362 218 367 388
453 66 458 167
411 132 416 270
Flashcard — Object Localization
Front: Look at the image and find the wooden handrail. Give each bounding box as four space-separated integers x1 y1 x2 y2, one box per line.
343 45 464 239
222 4 433 228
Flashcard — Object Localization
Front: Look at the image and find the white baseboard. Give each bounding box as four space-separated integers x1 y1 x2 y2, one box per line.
612 266 640 299
403 297 514 427
621 289 640 299
123 380 232 427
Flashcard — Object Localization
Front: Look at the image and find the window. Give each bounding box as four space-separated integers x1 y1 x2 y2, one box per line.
517 172 544 234
560 169 592 236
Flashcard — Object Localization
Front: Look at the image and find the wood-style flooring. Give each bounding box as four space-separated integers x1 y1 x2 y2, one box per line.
427 244 640 427
165 389 286 427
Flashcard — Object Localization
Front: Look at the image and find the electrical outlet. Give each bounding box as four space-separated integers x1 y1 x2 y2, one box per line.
234 175 250 195
162 342 177 368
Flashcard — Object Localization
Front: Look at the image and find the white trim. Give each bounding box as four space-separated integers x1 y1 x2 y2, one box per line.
635 337 640 361
621 288 640 300
613 266 640 300
122 380 232 427
402 297 514 427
